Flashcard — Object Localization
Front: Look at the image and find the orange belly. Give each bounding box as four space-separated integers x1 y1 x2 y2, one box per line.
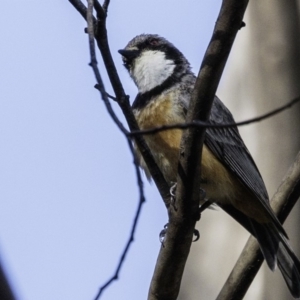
133 93 270 223
133 92 237 202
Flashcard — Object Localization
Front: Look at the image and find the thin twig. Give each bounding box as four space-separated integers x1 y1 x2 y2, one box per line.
104 91 117 101
94 86 129 134
92 2 171 204
69 1 171 297
69 0 91 21
85 2 146 299
94 0 106 20
128 96 300 136
94 141 146 300
86 3 127 135
103 0 110 12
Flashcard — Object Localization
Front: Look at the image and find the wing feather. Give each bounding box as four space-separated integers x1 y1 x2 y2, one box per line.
204 97 287 236
205 96 269 203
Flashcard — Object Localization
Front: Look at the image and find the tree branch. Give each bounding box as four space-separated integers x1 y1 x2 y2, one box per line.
68 0 172 298
69 0 90 21
94 0 106 20
92 1 171 206
83 2 146 299
216 150 300 300
102 0 110 12
148 1 249 299
93 140 146 300
69 0 170 208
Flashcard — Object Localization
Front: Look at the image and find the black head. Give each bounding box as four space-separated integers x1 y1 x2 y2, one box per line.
118 34 192 94
118 34 189 71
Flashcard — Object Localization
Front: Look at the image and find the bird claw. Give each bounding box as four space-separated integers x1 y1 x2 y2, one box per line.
159 223 200 244
160 186 203 243
170 182 177 210
193 229 200 242
159 223 168 245
170 182 177 199
170 185 207 212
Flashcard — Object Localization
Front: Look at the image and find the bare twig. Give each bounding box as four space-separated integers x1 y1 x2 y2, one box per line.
93 140 146 300
105 92 117 101
69 0 172 298
76 0 171 205
147 1 249 300
94 86 129 134
85 2 146 299
92 3 171 206
69 0 91 21
216 151 300 300
103 0 110 12
94 0 106 20
87 3 129 135
129 96 300 136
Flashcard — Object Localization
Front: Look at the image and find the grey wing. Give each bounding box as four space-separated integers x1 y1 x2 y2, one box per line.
177 88 269 203
205 97 288 237
179 93 287 236
205 96 269 203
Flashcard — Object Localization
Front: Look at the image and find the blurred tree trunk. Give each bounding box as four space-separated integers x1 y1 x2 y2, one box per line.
179 1 300 299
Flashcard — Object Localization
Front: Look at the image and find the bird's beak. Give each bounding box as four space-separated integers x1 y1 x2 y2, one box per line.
118 49 140 60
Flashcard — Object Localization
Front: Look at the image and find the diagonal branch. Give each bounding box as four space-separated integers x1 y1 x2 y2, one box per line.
94 0 106 20
92 2 171 206
216 150 300 300
69 0 91 21
93 138 146 300
102 0 110 12
68 0 170 205
147 1 249 300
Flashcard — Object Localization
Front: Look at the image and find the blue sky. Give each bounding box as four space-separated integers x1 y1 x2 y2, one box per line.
0 1 227 299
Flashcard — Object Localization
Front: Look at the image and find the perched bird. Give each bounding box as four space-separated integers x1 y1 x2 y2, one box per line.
118 34 300 298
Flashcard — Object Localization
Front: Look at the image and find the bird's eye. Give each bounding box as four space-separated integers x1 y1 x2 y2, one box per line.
148 38 159 46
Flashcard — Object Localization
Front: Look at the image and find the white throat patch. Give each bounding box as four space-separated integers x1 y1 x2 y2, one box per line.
131 50 175 93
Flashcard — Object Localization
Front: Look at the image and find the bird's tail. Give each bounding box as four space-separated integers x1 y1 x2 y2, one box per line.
251 221 300 298
220 204 300 298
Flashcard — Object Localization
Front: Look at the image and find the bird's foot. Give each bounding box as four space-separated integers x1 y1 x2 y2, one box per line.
193 229 200 242
170 182 177 211
159 223 168 246
159 223 200 244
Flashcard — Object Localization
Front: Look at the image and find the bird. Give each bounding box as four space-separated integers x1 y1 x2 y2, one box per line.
118 34 300 298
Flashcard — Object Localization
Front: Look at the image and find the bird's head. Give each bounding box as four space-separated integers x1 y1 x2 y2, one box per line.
118 34 191 94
